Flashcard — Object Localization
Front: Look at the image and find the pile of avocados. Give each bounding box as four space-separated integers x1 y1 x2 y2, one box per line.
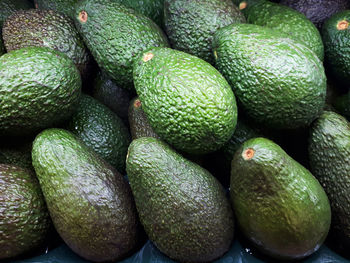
1 0 350 262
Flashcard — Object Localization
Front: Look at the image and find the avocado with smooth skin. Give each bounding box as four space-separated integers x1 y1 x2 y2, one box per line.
126 137 234 263
32 128 139 262
164 0 245 64
0 164 50 260
231 137 331 260
34 0 78 18
213 23 326 130
133 47 238 154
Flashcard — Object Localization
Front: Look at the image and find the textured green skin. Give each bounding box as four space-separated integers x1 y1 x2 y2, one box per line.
134 47 238 154
164 0 245 65
74 0 169 90
34 0 78 18
92 71 131 121
280 0 350 29
0 0 32 28
67 94 131 173
0 164 50 260
126 137 234 263
0 140 33 170
2 9 90 77
0 47 81 136
240 0 324 61
128 97 160 140
213 24 326 130
309 111 350 248
231 137 331 260
322 10 350 84
32 128 139 262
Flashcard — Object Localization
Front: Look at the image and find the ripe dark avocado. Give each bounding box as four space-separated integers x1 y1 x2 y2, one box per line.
126 137 234 263
2 9 91 77
67 94 131 173
280 0 350 29
0 47 81 136
34 0 78 18
309 111 350 250
231 137 331 260
322 10 350 84
164 0 245 64
133 47 238 154
32 128 139 262
74 0 169 90
0 0 32 28
0 164 50 260
213 23 326 130
237 0 324 61
128 97 160 140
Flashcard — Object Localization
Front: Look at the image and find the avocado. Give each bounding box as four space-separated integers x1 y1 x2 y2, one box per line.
74 0 169 90
134 47 238 154
322 10 350 85
126 137 234 263
164 0 245 64
2 9 91 78
213 23 326 130
280 0 350 29
231 137 331 260
34 0 78 18
92 71 132 122
0 164 50 260
67 94 131 173
128 97 160 140
32 128 139 262
0 0 32 29
0 47 81 136
237 0 324 61
309 111 350 251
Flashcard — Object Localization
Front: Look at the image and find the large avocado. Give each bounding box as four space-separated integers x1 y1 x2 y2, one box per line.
32 128 139 262
126 137 234 263
231 137 331 260
133 47 238 154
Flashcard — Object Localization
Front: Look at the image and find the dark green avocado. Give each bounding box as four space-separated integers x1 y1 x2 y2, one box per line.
32 128 139 262
34 0 78 18
0 46 81 136
164 0 245 64
0 164 50 260
2 9 91 77
231 137 331 260
126 137 234 263
67 94 131 173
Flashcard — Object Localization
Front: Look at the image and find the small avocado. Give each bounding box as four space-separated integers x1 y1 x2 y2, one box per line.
0 164 50 260
34 0 78 18
231 137 331 260
126 137 234 263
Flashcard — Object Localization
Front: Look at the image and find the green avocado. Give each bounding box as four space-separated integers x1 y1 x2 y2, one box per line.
74 0 169 90
164 0 245 64
213 23 326 130
34 0 78 18
2 9 91 77
0 47 81 136
126 137 234 263
133 47 238 154
309 111 350 251
0 164 50 260
231 137 331 260
67 94 131 173
32 128 139 262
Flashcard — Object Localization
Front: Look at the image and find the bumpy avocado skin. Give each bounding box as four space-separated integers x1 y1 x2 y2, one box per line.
133 47 238 154
231 137 331 260
0 47 81 136
126 137 234 263
309 111 350 250
164 0 245 64
74 0 169 90
238 0 324 61
67 94 131 173
322 10 350 84
0 0 32 28
0 164 50 260
213 23 326 130
2 9 90 77
32 128 139 262
34 0 78 18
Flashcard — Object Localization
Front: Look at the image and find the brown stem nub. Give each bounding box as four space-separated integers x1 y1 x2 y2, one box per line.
79 11 88 23
242 148 255 160
239 2 247 10
337 20 349 30
134 99 142 108
142 52 154 62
